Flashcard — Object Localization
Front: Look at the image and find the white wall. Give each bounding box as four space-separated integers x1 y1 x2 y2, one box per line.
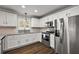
40 5 79 53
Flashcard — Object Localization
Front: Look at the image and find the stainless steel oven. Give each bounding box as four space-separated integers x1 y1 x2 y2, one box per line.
42 32 50 47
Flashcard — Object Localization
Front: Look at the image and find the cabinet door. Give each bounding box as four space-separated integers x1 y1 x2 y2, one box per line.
6 13 17 26
6 36 19 50
31 18 36 27
33 33 42 42
0 11 17 27
0 11 6 26
20 34 40 46
40 18 46 27
19 35 30 46
50 34 55 48
31 18 40 27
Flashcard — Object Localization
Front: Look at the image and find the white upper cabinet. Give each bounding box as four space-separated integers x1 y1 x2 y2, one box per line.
31 18 40 27
31 16 53 28
0 11 6 26
0 11 17 27
6 12 17 26
40 18 46 27
40 17 49 27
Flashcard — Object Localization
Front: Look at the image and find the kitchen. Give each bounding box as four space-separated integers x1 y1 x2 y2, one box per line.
0 5 79 54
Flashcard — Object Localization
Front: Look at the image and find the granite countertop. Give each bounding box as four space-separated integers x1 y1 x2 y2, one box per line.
5 32 42 36
0 32 42 39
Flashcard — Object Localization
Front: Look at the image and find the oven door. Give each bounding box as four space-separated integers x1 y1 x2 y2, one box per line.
42 33 50 41
42 32 50 47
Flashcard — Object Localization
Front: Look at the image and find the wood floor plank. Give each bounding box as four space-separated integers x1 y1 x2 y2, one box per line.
4 42 55 54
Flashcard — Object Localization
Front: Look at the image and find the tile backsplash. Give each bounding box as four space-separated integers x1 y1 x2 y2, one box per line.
0 27 16 34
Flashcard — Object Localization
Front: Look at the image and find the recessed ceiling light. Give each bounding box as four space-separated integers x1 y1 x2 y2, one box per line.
21 5 26 8
34 10 38 13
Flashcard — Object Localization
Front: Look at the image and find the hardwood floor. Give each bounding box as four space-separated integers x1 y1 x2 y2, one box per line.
4 42 55 54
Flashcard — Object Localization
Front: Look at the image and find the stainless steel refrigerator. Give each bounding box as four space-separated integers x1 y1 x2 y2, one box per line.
54 15 79 54
54 18 68 54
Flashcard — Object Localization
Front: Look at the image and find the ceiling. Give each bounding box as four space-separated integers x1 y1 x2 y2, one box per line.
0 5 74 18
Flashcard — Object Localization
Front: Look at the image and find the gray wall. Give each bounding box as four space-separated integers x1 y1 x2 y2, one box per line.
68 15 79 54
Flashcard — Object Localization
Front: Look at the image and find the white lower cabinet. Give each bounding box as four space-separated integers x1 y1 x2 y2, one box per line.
50 34 55 48
20 34 33 45
4 33 42 50
5 36 19 50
